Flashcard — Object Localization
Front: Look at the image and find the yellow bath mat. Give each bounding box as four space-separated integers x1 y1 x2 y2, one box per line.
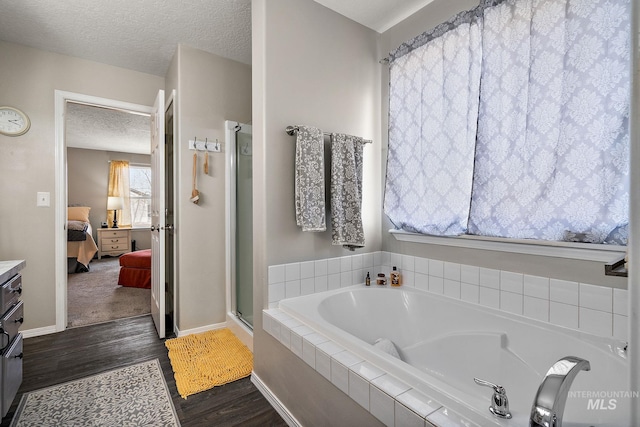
165 328 253 399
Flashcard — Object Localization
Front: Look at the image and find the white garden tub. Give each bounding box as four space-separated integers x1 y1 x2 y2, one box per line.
279 285 630 426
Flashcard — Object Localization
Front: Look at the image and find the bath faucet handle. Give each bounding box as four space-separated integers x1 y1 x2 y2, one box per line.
474 377 512 419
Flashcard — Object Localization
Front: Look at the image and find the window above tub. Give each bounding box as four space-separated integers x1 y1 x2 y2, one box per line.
384 0 631 255
389 229 625 264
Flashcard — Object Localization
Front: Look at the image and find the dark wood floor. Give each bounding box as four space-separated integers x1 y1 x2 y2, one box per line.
1 315 287 427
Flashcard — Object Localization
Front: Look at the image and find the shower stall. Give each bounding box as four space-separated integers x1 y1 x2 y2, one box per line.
226 121 253 330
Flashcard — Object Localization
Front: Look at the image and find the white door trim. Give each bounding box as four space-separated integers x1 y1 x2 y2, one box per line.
165 90 178 337
54 90 153 332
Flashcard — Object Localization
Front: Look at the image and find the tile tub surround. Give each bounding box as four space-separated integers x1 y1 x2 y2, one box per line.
267 286 630 427
263 308 476 427
268 252 628 341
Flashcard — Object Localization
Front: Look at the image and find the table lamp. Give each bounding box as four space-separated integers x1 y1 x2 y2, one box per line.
107 196 124 228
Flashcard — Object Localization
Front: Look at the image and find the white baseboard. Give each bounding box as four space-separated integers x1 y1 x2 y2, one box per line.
22 325 58 338
226 313 253 351
23 320 231 340
175 321 228 337
251 371 301 427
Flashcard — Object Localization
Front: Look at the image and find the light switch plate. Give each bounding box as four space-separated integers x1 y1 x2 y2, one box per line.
37 192 50 207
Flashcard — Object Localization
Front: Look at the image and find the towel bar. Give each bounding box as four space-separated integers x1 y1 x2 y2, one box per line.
285 126 372 144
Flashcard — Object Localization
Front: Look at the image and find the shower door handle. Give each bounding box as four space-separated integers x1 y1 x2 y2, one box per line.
162 224 174 231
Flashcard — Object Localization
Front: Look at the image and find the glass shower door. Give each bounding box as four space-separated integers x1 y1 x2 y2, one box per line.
235 126 253 327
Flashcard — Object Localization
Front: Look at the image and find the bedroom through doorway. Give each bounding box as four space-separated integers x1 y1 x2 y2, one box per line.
64 99 153 328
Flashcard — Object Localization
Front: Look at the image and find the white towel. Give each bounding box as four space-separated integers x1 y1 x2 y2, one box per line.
295 126 326 232
331 133 365 250
373 338 401 360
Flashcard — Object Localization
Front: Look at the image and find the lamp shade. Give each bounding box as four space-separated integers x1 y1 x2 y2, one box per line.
107 196 124 210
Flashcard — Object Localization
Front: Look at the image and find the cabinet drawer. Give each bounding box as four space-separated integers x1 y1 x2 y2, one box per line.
101 237 128 245
101 230 129 238
0 301 23 350
102 243 129 252
0 275 21 315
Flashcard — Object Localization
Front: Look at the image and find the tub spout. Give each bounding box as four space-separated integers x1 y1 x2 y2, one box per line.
529 356 590 427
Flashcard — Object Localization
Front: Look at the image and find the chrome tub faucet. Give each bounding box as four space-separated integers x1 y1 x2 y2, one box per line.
530 356 591 427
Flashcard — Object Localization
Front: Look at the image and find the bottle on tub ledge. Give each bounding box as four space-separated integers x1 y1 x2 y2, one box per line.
390 266 402 287
365 272 371 286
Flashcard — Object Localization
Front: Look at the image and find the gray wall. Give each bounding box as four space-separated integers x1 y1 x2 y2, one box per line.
378 0 627 289
255 0 383 266
252 0 383 424
169 44 252 331
67 147 152 250
0 40 164 330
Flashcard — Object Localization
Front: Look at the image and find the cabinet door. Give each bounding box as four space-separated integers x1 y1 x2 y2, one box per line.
2 333 22 417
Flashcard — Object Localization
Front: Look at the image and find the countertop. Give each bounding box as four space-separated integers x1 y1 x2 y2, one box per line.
0 260 26 284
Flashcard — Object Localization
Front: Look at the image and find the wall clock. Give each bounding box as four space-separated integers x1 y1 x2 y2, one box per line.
0 106 31 136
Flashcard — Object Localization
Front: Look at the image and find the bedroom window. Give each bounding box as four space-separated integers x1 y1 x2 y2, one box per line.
129 165 152 228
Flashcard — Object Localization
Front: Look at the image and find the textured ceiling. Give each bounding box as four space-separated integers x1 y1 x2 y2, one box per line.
1 1 431 152
66 103 151 155
0 1 435 78
0 0 252 77
313 0 435 33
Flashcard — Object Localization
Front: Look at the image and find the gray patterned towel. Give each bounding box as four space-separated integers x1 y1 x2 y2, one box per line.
295 126 326 232
331 133 364 250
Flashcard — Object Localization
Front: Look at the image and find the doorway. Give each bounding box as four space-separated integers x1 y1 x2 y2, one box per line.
65 102 151 327
54 91 155 332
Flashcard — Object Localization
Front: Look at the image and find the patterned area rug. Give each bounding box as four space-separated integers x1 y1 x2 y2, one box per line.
10 359 180 427
165 328 253 399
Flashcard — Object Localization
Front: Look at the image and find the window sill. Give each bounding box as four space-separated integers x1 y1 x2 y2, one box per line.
389 229 625 263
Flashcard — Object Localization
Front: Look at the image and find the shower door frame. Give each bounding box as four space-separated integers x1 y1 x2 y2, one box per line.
225 121 254 336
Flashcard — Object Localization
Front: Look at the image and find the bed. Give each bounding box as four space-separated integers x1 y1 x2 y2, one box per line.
67 207 98 273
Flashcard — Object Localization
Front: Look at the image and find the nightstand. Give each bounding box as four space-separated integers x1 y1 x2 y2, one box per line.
97 228 132 259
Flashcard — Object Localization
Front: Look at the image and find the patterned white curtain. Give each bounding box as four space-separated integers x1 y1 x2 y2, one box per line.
468 0 630 244
384 11 483 236
385 0 630 244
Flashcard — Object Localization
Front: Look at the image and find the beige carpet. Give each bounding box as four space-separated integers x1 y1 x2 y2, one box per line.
67 257 150 328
